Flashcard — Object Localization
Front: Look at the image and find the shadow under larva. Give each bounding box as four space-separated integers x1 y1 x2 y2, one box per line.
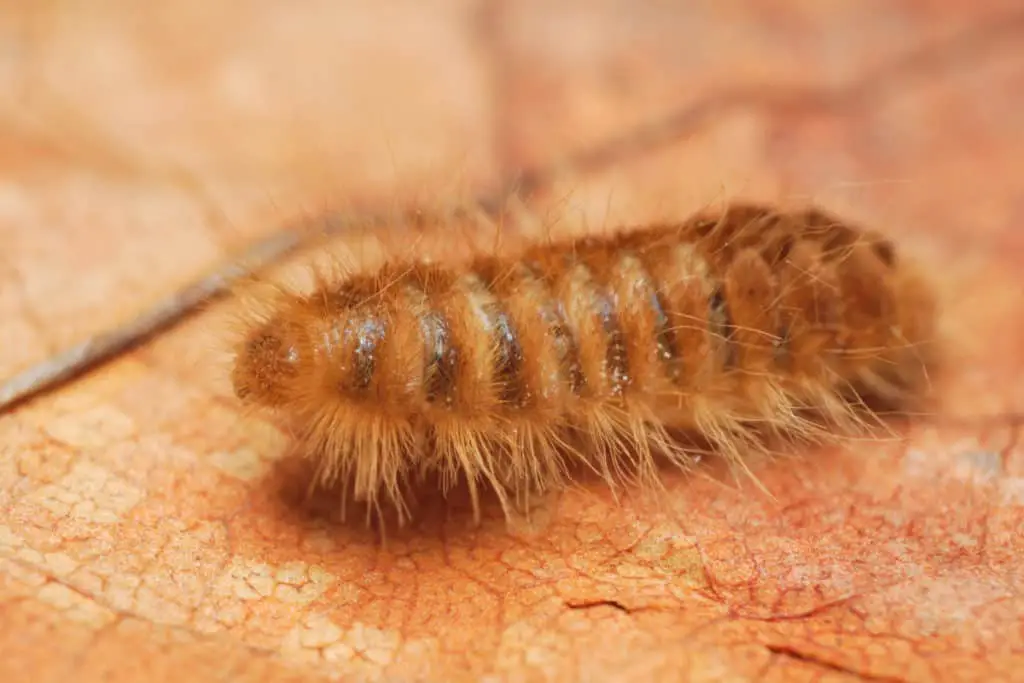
227 198 943 531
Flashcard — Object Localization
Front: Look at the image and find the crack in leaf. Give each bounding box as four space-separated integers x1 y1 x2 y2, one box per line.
766 643 908 683
563 598 632 614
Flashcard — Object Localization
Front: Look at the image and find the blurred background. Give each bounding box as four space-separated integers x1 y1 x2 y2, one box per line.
2 4 1024 681
1 0 1021 381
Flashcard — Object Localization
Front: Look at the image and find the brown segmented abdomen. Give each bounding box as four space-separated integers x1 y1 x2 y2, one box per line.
310 205 908 422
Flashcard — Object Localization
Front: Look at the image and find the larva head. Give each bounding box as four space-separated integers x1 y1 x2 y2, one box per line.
231 316 307 408
831 228 942 408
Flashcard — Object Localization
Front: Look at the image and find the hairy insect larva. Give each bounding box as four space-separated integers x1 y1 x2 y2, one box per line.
230 201 939 525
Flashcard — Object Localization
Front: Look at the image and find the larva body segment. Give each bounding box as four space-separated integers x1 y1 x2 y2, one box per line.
230 202 938 523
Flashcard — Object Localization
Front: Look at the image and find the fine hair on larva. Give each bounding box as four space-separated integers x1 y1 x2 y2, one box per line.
225 199 941 527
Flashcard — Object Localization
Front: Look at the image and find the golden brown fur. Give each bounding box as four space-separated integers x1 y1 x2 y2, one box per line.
229 201 940 525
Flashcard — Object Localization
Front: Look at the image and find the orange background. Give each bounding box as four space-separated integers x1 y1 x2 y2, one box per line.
1 2 1022 681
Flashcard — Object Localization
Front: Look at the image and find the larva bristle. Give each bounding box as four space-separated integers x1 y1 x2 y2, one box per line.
229 201 940 527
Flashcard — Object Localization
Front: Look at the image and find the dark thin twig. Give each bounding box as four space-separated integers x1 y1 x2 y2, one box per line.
0 227 304 411
1 10 1021 413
